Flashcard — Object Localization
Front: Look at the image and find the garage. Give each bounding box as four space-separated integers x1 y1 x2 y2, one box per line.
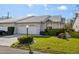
0 16 51 35
15 16 50 35
0 27 7 31
17 25 40 34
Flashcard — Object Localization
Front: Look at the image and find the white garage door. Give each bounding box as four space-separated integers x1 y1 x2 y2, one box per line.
0 27 7 31
28 26 40 34
17 27 27 34
17 26 40 34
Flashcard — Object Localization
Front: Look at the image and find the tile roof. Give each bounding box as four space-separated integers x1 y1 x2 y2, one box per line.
16 16 49 23
0 16 33 23
0 16 65 23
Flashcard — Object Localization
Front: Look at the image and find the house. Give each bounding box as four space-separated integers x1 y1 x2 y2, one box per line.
0 16 65 35
73 12 79 32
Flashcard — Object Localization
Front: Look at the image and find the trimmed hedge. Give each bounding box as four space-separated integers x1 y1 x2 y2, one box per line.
17 35 33 44
42 29 65 36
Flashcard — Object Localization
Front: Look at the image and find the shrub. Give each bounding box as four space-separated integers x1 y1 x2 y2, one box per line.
17 35 33 44
69 31 79 38
40 31 45 35
44 29 65 36
66 29 75 32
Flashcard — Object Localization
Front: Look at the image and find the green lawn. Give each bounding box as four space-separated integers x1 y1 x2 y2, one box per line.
11 36 79 54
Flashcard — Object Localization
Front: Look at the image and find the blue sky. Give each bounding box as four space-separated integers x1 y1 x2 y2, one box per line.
0 4 78 20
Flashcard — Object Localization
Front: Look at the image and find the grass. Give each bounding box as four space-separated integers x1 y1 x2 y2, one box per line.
11 36 79 54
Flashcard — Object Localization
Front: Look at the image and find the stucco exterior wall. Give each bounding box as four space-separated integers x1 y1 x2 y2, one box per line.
14 23 41 34
73 17 79 31
0 23 15 27
73 13 79 32
0 23 15 31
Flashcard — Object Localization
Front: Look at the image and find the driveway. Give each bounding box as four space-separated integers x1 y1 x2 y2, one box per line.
0 35 43 54
0 35 20 46
0 45 42 54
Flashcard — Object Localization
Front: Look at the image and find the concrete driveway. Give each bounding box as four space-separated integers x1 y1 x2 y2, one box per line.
0 45 43 54
0 35 44 54
0 35 20 46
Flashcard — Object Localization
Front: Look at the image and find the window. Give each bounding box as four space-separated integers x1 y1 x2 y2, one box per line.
47 27 52 30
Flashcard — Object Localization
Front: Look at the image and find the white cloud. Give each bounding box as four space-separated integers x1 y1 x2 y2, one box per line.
27 14 33 16
57 5 68 10
43 4 49 10
27 4 33 8
43 4 55 10
27 13 35 16
27 4 49 10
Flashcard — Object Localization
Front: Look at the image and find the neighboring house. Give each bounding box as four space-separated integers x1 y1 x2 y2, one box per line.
73 12 79 32
0 16 65 34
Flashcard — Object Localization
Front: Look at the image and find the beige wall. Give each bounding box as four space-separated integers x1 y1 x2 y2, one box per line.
0 23 15 27
73 15 79 31
0 21 65 34
40 22 65 31
73 18 79 31
14 23 41 34
0 23 16 34
40 23 46 31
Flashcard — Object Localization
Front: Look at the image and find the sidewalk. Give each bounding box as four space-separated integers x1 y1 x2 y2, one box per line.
0 45 43 54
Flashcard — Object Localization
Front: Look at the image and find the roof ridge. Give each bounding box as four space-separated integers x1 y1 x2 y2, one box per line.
15 16 34 22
